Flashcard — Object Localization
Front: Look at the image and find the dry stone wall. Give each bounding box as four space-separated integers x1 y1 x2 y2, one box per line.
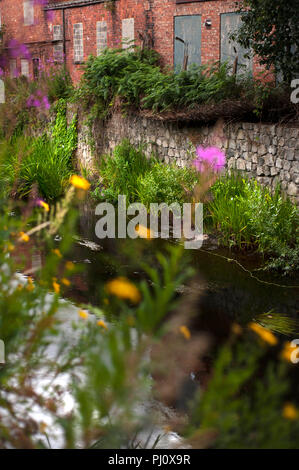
76 111 299 203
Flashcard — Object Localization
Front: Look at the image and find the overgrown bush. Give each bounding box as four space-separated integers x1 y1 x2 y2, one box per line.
78 47 263 114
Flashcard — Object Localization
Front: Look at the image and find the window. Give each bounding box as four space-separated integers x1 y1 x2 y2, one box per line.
53 25 63 62
174 15 201 70
96 21 107 56
21 59 29 78
220 13 252 73
74 23 83 62
24 0 34 26
122 18 134 49
9 60 17 78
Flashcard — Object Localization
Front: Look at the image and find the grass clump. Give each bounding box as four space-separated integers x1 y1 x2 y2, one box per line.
0 100 77 201
207 173 299 273
93 139 197 207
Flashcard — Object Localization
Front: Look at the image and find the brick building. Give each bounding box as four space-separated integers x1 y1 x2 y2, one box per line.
0 0 259 83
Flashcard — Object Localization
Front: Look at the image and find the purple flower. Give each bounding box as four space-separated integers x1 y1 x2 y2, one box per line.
42 95 50 110
27 92 50 110
8 40 31 60
193 146 226 173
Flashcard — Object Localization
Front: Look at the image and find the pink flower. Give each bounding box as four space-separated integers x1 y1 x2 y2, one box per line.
193 146 226 173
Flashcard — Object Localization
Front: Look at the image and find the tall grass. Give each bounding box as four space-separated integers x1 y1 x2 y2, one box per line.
93 140 197 207
0 100 77 201
207 173 299 272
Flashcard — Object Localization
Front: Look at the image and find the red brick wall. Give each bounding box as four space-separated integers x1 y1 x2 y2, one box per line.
0 0 269 83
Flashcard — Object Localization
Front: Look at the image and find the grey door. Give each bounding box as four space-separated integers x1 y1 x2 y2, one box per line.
174 15 201 71
220 13 252 73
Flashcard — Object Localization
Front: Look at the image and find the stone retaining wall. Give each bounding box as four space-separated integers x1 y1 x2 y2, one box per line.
76 111 299 203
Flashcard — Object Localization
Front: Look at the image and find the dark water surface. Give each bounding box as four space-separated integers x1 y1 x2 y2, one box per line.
62 202 298 328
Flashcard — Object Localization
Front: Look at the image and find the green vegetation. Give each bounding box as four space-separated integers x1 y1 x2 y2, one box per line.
0 188 298 448
0 99 77 201
207 173 299 273
232 0 299 83
188 334 299 449
93 139 197 208
78 47 281 116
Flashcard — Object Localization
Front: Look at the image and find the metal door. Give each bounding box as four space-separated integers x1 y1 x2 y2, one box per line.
174 15 201 71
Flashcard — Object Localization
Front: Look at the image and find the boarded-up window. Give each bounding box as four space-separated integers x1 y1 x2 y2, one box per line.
97 21 107 56
122 18 134 49
10 60 17 78
24 0 34 26
220 13 252 73
74 23 83 62
21 59 29 78
53 25 63 62
174 15 201 70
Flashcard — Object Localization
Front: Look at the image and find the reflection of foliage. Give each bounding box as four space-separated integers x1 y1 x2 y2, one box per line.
255 311 299 337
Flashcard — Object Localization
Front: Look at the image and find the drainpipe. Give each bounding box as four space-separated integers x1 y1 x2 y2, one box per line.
62 8 67 67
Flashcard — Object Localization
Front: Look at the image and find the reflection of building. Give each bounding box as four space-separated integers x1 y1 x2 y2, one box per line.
0 1 266 83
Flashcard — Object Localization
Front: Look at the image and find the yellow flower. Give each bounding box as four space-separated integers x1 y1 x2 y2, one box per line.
53 281 60 294
61 278 71 287
19 231 30 243
97 319 108 330
105 277 141 304
162 425 172 433
26 277 34 292
6 242 15 252
52 248 62 258
281 342 296 363
135 224 153 240
248 322 278 346
231 323 242 335
282 403 299 420
78 310 88 320
179 325 191 340
39 422 48 433
65 261 75 271
38 200 50 212
70 175 90 191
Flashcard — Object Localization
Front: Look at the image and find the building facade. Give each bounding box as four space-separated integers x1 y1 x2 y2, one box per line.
0 0 262 83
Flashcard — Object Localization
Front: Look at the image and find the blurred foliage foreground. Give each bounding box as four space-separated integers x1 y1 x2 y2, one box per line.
0 184 299 449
